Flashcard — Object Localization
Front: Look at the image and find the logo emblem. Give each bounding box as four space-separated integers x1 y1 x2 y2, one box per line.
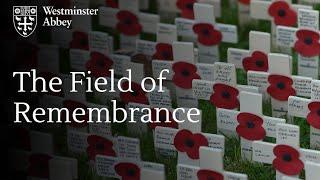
13 6 37 37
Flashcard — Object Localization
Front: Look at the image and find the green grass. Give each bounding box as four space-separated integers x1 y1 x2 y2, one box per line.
35 1 320 179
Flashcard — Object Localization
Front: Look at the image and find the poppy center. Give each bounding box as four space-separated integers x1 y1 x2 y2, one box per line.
126 168 136 177
304 37 313 45
80 38 88 46
276 82 285 90
221 91 231 99
181 70 190 77
124 18 132 25
277 9 286 17
95 143 105 151
131 90 138 97
186 3 193 10
184 138 194 148
161 51 170 59
255 60 264 67
202 29 210 36
96 59 105 68
246 121 255 129
207 176 216 180
282 153 292 162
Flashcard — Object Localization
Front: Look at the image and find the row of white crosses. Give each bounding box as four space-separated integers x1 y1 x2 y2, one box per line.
288 80 320 149
276 8 319 79
95 140 166 180
176 3 238 63
247 53 314 118
9 130 78 180
252 123 320 180
228 31 271 73
250 0 313 53
216 91 286 160
99 0 160 51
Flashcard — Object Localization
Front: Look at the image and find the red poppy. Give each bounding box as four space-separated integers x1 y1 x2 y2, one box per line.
173 129 208 159
176 0 197 19
152 43 173 61
307 102 320 129
115 162 140 180
116 10 142 36
197 169 224 180
238 0 250 5
172 62 201 89
16 41 38 69
86 135 116 161
210 83 239 109
28 154 52 178
268 1 297 27
70 31 89 50
243 51 269 72
106 0 118 8
193 23 222 46
149 109 178 130
86 52 113 78
272 144 304 175
37 71 63 97
294 29 320 57
63 100 89 128
12 127 31 151
267 75 296 101
236 113 266 140
120 81 149 105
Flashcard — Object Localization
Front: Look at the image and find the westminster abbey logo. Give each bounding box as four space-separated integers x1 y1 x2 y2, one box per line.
13 6 37 37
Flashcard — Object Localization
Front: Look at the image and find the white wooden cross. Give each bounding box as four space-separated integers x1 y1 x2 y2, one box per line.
276 8 319 79
154 108 225 166
157 0 221 21
176 3 238 63
95 136 166 180
217 91 286 160
228 31 271 72
152 41 200 107
177 147 248 180
136 23 177 61
9 130 78 180
247 53 314 118
99 0 160 51
250 0 312 53
288 80 320 149
192 61 260 110
237 0 252 25
252 123 320 180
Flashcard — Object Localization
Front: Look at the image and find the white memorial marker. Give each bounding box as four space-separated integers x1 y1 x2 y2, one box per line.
288 80 320 149
247 53 313 118
217 91 286 160
192 62 260 110
228 31 271 72
9 130 78 180
250 0 312 53
176 3 238 63
177 147 248 180
154 108 225 166
99 0 160 51
95 136 166 180
252 123 320 180
237 0 251 25
276 9 320 79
